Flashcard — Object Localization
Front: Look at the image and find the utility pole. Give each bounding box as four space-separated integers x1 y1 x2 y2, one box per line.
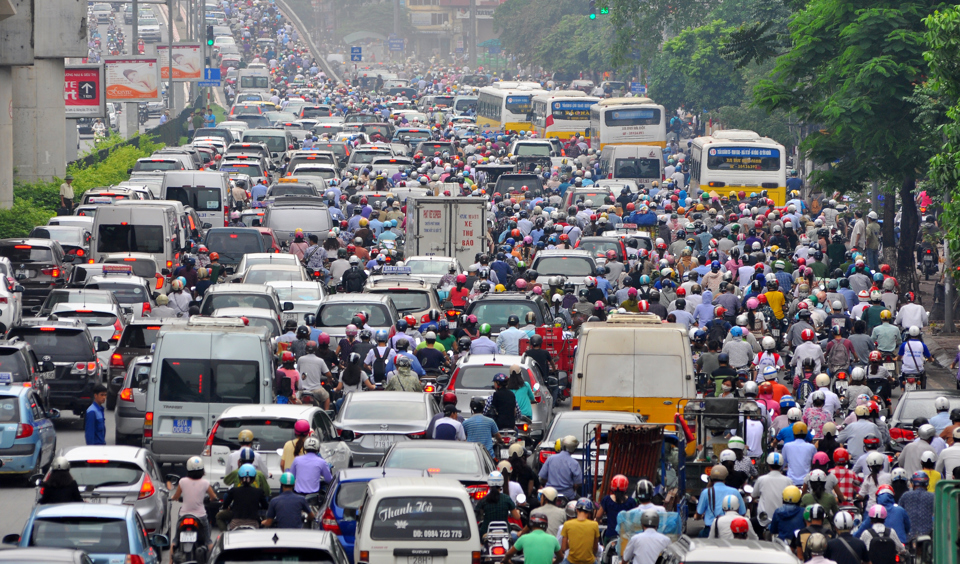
468 0 476 69
946 188 954 333
167 0 174 109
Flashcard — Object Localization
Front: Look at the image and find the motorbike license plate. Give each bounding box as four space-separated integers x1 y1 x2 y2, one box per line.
179 531 197 543
500 447 511 460
374 435 395 449
172 419 193 434
407 558 432 564
282 313 298 324
884 362 896 372
905 382 918 392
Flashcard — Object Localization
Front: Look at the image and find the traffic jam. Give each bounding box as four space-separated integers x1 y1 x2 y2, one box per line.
0 0 955 563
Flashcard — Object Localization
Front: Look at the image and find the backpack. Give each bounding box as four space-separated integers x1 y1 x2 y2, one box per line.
707 321 727 344
341 366 361 387
827 339 851 369
866 526 898 564
371 347 388 383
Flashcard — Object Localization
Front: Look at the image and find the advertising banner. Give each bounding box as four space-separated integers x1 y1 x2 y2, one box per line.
64 64 105 118
104 58 160 101
156 44 203 81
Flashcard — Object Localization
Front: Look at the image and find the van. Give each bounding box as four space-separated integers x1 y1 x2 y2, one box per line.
143 316 275 464
241 129 295 165
353 477 481 564
599 145 664 189
90 201 184 270
161 170 231 229
571 313 696 424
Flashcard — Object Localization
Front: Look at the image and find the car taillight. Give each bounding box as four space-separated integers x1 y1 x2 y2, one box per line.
446 368 458 392
112 319 123 341
142 301 151 316
202 421 220 456
41 268 60 278
466 484 489 500
472 551 481 564
138 473 155 499
143 412 153 438
529 369 541 404
890 427 915 441
16 423 34 439
359 551 369 563
88 361 97 372
125 555 145 564
321 508 341 535
407 431 426 439
539 450 555 464
111 353 125 367
224 205 230 226
120 388 134 402
0 297 7 305
155 275 164 290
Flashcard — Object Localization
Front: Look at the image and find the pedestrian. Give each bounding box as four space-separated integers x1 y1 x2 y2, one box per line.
59 175 75 214
84 384 107 445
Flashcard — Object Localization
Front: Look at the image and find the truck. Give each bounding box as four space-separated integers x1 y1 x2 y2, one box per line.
403 196 489 271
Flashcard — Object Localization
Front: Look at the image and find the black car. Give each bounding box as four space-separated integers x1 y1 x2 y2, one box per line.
202 227 268 267
463 292 553 337
494 173 544 197
0 239 70 312
8 318 110 416
0 339 55 406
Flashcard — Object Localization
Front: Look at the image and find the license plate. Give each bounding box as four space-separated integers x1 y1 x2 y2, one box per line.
282 313 297 323
0 373 11 384
172 419 193 434
884 362 896 371
374 435 395 449
179 531 197 543
407 558 432 564
500 448 511 460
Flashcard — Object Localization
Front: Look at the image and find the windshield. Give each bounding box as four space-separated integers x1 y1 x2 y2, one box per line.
118 325 162 349
103 258 157 278
343 400 425 421
369 496 471 541
69 460 143 488
406 261 452 275
468 302 539 329
40 291 113 315
533 256 595 276
167 186 223 212
239 75 269 89
577 240 623 260
898 397 960 423
158 358 260 403
8 330 92 362
266 209 331 233
547 416 639 441
30 518 130 554
614 158 661 179
85 282 148 305
0 348 30 382
456 366 521 390
214 418 296 450
604 107 661 126
497 176 540 193
97 225 165 254
318 304 391 327
214 548 336 564
134 160 180 171
30 227 84 245
200 294 275 315
270 285 323 301
220 163 264 177
352 151 391 164
514 144 551 157
368 290 429 314
295 168 336 180
384 449 480 475
455 98 477 112
267 185 316 197
569 192 609 207
204 231 263 263
54 310 118 327
243 268 302 284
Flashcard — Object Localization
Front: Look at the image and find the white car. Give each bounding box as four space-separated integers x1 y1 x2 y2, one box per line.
265 280 325 326
0 257 23 330
227 252 301 282
83 271 157 321
49 301 126 366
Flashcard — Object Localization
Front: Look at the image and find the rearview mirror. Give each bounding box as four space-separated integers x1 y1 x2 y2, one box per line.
252 219 261 227
3 534 20 545
149 534 170 549
283 301 294 311
340 430 356 442
112 376 124 387
165 473 181 486
202 223 213 230
546 377 558 388
161 268 170 276
13 285 23 293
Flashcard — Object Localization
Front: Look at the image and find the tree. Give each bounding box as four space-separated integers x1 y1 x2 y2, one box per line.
492 0 585 68
754 0 944 295
533 16 612 76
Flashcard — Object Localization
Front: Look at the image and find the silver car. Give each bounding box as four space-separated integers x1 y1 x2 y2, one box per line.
113 355 151 446
333 392 439 466
314 294 398 343
51 445 172 535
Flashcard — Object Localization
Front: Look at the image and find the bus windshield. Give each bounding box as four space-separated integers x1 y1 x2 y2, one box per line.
239 76 269 89
707 147 781 171
505 95 532 114
605 107 661 126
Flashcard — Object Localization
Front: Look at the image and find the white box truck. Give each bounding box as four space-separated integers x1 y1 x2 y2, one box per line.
404 196 489 268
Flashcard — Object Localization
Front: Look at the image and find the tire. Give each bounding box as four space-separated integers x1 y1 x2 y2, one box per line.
106 390 117 411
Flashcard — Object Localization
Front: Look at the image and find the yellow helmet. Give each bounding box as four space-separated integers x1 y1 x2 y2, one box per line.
855 405 869 417
770 245 780 254
238 429 254 444
783 485 802 504
651 181 658 187
880 309 893 320
729 191 738 198
792 422 808 436
359 218 369 227
495 284 506 293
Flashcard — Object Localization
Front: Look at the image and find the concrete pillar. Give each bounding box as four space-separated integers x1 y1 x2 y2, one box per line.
126 102 139 138
174 83 185 114
0 66 12 209
66 119 78 163
12 59 66 183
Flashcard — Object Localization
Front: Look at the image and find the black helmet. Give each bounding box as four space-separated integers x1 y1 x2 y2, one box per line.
530 334 543 347
525 311 537 324
507 315 519 326
395 339 410 351
458 335 472 351
426 309 441 322
296 326 310 339
469 397 485 413
337 248 348 258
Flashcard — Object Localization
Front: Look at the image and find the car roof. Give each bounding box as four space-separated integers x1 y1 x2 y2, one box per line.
321 294 393 305
0 238 59 247
670 538 798 563
336 468 428 482
51 302 119 314
126 318 185 327
206 283 279 295
245 263 302 271
33 502 135 519
347 391 429 403
242 253 297 262
218 404 320 420
219 529 340 551
536 249 594 258
0 386 31 398
366 277 430 289
63 445 146 463
212 307 281 319
471 291 542 303
459 354 527 366
0 548 89 563
16 317 87 329
366 476 468 495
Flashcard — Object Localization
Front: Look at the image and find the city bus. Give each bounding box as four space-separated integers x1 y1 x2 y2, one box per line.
476 83 547 133
531 91 600 140
689 130 788 205
589 97 667 149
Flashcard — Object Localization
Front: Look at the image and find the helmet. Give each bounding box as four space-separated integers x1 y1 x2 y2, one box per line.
51 457 71 471
730 517 750 535
787 407 802 421
238 447 256 463
539 486 559 502
793 421 808 436
782 485 802 503
345 324 358 337
815 374 830 388
767 452 783 466
851 367 866 382
866 451 886 469
833 448 851 465
530 514 549 530
721 494 740 512
909 325 921 337
742 381 758 397
635 479 654 500
575 498 594 513
919 424 936 440
834 510 856 531
912 470 930 488
806 532 829 555
869 350 883 362
561 435 580 453
282 350 295 364
294 419 310 436
808 469 827 483
639 509 659 528
869 505 888 519
280 472 296 486
728 436 746 451
891 468 909 482
780 395 796 408
801 328 815 341
880 309 893 321
186 456 204 472
316 333 331 346
479 323 492 336
304 437 321 452
238 429 255 444
487 471 504 487
720 449 736 463
239 464 257 479
709 465 729 481
921 450 937 465
936 396 951 412
761 336 776 350
610 474 629 492
863 434 881 449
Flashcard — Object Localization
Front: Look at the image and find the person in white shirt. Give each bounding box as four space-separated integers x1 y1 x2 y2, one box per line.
709 495 758 540
895 293 929 331
432 404 466 440
753 453 794 520
622 510 671 564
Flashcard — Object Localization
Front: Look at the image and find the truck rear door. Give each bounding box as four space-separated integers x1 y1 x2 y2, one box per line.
452 201 485 270
408 199 450 257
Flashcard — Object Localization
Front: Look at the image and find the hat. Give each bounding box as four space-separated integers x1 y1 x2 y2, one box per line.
65 175 74 181
443 403 460 414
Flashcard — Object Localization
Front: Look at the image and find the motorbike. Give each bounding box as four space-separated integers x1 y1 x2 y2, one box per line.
793 368 815 407
138 105 149 125
832 371 849 410
480 521 517 564
904 374 919 392
920 245 938 280
172 514 209 564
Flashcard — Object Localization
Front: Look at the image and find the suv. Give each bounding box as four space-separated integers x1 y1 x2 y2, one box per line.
8 318 111 416
0 338 55 407
363 276 441 320
107 319 186 410
463 292 553 338
314 294 399 343
0 239 70 312
198 283 292 317
656 537 800 564
531 249 597 289
261 196 332 248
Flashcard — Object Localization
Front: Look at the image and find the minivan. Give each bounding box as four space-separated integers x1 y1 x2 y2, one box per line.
143 316 276 464
90 201 184 270
599 145 664 189
241 129 295 165
353 477 481 564
160 170 231 229
571 312 696 424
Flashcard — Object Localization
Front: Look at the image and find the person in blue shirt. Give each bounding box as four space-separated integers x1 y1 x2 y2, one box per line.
204 108 216 128
538 435 583 499
288 437 333 494
84 384 108 445
695 466 745 536
250 180 268 207
462 398 502 457
595 267 612 299
786 170 803 193
385 340 426 377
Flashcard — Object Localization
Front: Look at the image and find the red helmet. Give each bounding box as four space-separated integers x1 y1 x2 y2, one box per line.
626 203 635 211
833 448 850 465
863 435 881 448
738 191 746 199
511 229 521 238
714 305 726 316
316 333 330 346
370 248 380 258
442 392 457 405
594 301 605 311
796 258 806 266
404 315 417 327
605 250 617 260
905 291 915 302
340 220 349 230
281 351 295 363
456 274 467 284
880 264 891 274
637 300 650 312
610 474 629 492
676 287 686 297
520 185 529 192
797 301 808 310
590 214 598 222
869 350 882 362
209 252 220 261
730 518 750 535
757 294 767 304
801 328 815 341
346 244 356 254
754 220 764 229
759 381 773 395
359 197 368 205
729 213 738 222
867 400 880 416
559 234 569 242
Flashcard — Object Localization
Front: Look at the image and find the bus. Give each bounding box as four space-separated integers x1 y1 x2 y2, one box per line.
689 130 787 205
589 97 667 149
476 83 547 133
236 68 270 94
531 91 600 140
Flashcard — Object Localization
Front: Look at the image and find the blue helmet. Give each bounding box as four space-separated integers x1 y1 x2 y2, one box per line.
780 395 797 409
730 326 742 338
238 447 256 463
493 373 508 385
375 329 389 342
238 464 257 479
711 260 721 271
396 319 408 331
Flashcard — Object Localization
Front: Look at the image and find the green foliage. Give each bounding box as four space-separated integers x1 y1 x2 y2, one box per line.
533 16 613 74
0 199 57 239
68 138 164 195
493 0 586 69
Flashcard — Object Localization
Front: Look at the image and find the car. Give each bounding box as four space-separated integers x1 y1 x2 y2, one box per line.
99 253 169 293
82 268 157 321
315 468 427 562
46 216 95 230
48 301 126 367
225 252 301 283
0 548 93 564
266 280 326 327
0 338 55 407
0 256 24 330
449 353 554 441
34 288 119 317
401 256 463 287
532 410 643 471
8 318 110 416
333 392 439 466
3 503 168 564
564 185 615 208
241 263 310 285
113 355 153 446
208 530 348 564
28 225 91 263
888 390 960 449
203 227 269 267
79 187 145 207
108 319 186 412
0 238 70 312
131 157 185 173
0 385 58 478
462 292 554 338
379 441 496 498
315 294 399 343
658 537 801 564
494 173 544 197
203 404 352 490
261 196 332 248
531 249 598 289
198 283 292 317
210 308 282 340
137 17 162 42
53 445 172 534
574 235 627 267
363 276 441 320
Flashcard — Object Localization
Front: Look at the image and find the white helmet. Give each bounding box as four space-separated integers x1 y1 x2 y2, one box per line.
787 407 802 421
762 336 776 350
909 325 921 337
186 456 204 472
762 365 778 380
721 494 740 512
936 396 951 412
487 471 504 487
808 469 828 483
719 449 736 463
51 457 71 471
920 450 937 464
815 373 830 388
890 468 909 482
834 510 856 531
851 367 866 382
866 451 886 469
743 381 758 397
304 437 321 452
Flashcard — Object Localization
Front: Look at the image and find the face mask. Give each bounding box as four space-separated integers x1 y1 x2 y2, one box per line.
722 385 733 393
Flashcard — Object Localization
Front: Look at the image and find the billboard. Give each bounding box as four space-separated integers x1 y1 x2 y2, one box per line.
156 43 203 81
64 64 105 118
104 57 160 101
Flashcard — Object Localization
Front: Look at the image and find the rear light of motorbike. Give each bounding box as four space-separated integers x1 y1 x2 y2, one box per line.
138 473 155 499
201 421 220 457
16 423 34 439
120 388 134 402
491 546 506 556
143 412 153 438
166 260 173 270
466 485 489 500
517 422 530 433
539 449 554 464
124 555 145 564
446 310 459 320
321 508 342 535
142 301 152 316
423 384 435 393
111 353 124 367
181 517 196 527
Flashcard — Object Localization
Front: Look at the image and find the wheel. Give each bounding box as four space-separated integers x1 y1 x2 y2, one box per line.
106 390 117 411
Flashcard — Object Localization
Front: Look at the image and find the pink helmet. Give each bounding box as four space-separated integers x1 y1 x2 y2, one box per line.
467 314 478 324
532 286 542 295
523 236 533 245
316 333 330 346
294 419 310 436
812 452 830 465
231 211 241 220
869 505 888 519
345 324 358 337
746 297 760 310
515 279 528 289
627 287 638 298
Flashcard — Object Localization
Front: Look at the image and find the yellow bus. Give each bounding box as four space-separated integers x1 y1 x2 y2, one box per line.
531 91 600 140
476 84 547 133
588 97 667 149
690 130 788 206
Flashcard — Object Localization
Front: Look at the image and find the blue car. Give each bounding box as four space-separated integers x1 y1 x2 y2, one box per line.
3 503 169 564
315 468 426 563
0 385 58 477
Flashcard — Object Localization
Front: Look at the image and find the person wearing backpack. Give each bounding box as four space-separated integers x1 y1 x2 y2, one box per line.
825 511 869 564
335 353 374 399
855 503 907 564
363 330 395 386
825 326 859 375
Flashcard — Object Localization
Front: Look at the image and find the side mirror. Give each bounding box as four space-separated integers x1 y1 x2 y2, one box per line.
202 223 213 229
340 429 355 442
111 376 124 387
30 473 44 486
283 301 294 311
165 473 181 487
40 361 54 372
3 534 20 545
122 306 134 315
225 267 235 276
149 534 170 550
252 219 261 227
547 377 558 387
95 338 111 352
16 273 26 281
161 268 171 276
46 408 60 419
13 285 23 293
63 255 77 264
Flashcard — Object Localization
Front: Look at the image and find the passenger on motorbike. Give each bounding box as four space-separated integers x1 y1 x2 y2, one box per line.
500 514 561 564
38 457 83 504
462 397 501 456
281 420 311 472
222 447 271 498
477 471 520 536
168 457 217 554
898 326 932 389
594 475 638 543
415 331 449 372
220 464 268 530
262 472 315 529
621 510 671 564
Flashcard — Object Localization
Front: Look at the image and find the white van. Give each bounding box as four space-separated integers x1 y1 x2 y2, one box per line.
571 313 696 424
90 200 183 270
143 316 275 464
160 170 231 229
241 129 295 165
354 477 481 564
599 145 664 189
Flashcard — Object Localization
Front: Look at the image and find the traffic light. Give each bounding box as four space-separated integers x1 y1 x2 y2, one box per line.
600 6 609 13
206 25 214 46
588 0 596 19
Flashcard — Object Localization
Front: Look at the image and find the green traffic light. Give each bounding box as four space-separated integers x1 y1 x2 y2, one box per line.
207 40 214 46
589 12 596 19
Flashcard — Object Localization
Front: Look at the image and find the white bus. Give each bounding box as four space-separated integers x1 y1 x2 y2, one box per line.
589 97 667 149
689 130 787 205
531 91 600 140
476 84 547 133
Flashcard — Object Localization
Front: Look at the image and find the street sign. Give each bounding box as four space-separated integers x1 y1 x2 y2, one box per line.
455 47 464 54
388 38 404 51
630 82 647 94
203 67 221 81
65 64 105 118
350 46 362 62
199 80 220 87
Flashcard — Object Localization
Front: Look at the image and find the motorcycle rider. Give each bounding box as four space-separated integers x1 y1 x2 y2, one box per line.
484 373 522 431
770 485 806 541
168 457 217 555
38 457 83 504
227 429 268 477
288 437 333 495
825 511 869 564
898 325 932 389
621 510 671 564
539 436 583 500
710 495 758 540
476 471 520 536
695 466 745 537
220 464 268 530
500 513 561 564
261 472 314 529
461 396 501 457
